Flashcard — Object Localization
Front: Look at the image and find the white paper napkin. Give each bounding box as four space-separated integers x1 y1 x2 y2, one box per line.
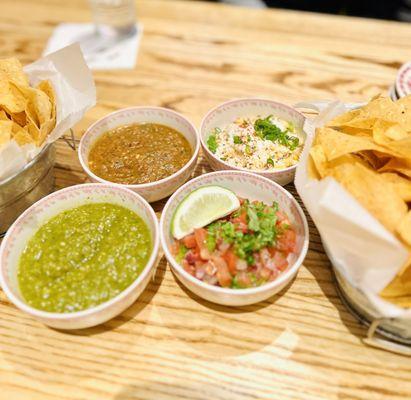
43 23 143 70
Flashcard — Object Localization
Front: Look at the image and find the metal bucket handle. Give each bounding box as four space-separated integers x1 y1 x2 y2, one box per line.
62 128 76 151
334 269 411 356
364 319 411 356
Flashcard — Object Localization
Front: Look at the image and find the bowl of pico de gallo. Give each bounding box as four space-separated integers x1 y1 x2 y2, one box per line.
160 170 309 306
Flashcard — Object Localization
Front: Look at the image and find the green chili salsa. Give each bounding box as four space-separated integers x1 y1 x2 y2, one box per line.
18 203 152 313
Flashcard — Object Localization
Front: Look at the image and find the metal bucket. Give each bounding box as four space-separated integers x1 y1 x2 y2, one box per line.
0 144 56 237
323 242 411 355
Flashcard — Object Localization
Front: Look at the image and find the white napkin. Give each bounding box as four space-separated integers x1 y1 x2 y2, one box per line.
43 23 143 70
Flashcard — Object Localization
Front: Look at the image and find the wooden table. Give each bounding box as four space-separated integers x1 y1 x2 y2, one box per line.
1 1 411 399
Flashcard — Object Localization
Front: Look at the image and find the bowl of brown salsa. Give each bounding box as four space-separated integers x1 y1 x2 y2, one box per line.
79 107 200 202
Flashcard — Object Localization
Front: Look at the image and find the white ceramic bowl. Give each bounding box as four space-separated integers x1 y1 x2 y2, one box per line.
160 171 309 306
0 184 160 330
200 98 306 186
79 107 200 203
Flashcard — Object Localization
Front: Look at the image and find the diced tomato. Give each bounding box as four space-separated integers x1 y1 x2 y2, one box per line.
236 222 248 233
239 210 247 225
182 234 197 249
277 229 297 254
185 250 201 265
223 249 238 275
231 210 247 229
236 271 252 288
273 250 288 271
182 259 195 276
212 256 232 287
259 267 272 281
276 211 290 226
194 228 211 260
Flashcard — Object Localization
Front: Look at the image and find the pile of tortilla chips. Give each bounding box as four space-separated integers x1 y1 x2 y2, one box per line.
309 96 411 308
0 58 56 149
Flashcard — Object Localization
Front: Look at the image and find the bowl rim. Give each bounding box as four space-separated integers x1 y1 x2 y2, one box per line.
78 106 200 189
0 183 160 320
199 97 307 175
160 170 309 298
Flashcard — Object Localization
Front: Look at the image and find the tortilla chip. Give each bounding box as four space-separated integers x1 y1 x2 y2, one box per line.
37 80 56 118
360 96 407 126
309 145 328 178
9 111 26 127
0 81 27 114
380 173 411 202
372 120 409 146
38 118 55 145
326 108 361 127
0 119 12 146
379 157 411 179
307 154 321 180
13 83 52 126
25 117 41 143
315 127 398 161
397 211 411 247
0 58 29 87
357 151 386 169
12 130 34 146
395 95 411 128
381 260 411 304
36 80 56 144
0 110 9 120
381 136 411 159
329 161 407 232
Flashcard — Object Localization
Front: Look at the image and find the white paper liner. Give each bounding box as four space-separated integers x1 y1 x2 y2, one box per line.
0 43 96 182
295 100 411 319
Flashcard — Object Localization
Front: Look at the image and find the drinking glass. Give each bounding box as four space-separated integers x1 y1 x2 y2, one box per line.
88 0 136 38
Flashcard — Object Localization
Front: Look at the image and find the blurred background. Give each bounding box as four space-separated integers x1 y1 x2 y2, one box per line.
208 0 411 21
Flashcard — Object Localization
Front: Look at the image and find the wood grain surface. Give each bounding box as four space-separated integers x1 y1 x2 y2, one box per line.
1 1 411 399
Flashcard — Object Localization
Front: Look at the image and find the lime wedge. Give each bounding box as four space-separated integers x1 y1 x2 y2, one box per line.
171 185 240 239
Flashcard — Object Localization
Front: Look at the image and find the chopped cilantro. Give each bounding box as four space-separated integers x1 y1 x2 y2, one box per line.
247 206 260 231
254 115 300 151
204 200 280 266
246 254 255 266
233 135 243 144
176 244 188 263
231 275 241 289
245 145 253 155
206 232 216 252
207 134 218 153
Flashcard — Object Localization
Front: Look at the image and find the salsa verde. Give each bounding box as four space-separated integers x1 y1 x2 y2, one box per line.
18 203 152 313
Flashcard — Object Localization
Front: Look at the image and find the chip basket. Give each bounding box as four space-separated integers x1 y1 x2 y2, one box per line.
0 129 76 238
323 242 411 356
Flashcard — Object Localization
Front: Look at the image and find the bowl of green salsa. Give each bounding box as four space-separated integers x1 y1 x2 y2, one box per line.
0 184 160 329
